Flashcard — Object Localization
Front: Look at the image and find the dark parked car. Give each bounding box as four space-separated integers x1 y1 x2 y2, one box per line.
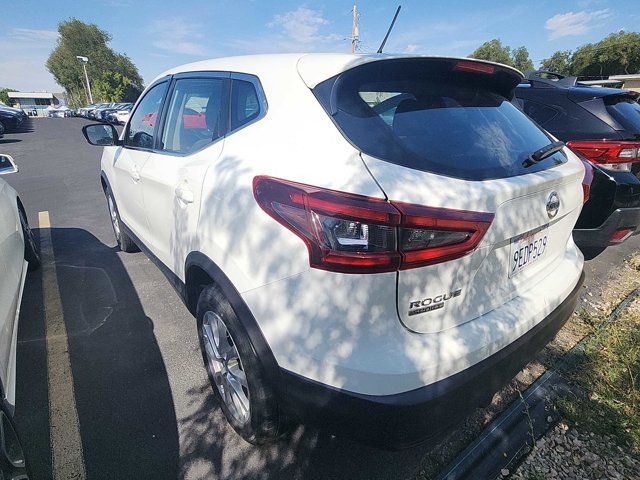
0 106 27 133
515 71 640 258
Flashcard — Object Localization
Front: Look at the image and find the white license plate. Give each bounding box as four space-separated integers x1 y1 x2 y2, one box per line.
509 227 549 278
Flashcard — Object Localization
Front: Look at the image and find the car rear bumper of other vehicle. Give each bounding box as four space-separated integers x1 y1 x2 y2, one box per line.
279 271 584 449
573 207 640 248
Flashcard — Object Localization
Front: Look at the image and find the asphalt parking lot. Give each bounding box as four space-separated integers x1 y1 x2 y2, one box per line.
2 118 640 480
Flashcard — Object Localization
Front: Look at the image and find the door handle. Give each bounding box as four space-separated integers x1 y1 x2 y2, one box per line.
175 185 195 204
131 164 141 183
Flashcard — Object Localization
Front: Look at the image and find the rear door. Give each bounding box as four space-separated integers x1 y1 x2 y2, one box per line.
311 58 585 333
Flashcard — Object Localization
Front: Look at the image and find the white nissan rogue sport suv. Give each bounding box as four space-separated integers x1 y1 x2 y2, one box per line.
83 54 587 448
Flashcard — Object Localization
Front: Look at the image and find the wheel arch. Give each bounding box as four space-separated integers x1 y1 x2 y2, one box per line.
100 171 110 194
184 251 282 390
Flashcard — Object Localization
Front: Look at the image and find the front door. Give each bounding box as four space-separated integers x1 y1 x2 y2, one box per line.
114 80 169 242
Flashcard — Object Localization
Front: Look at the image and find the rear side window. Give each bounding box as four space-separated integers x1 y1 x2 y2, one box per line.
160 77 229 154
522 100 560 126
605 96 640 134
231 80 260 131
313 59 566 181
125 81 168 149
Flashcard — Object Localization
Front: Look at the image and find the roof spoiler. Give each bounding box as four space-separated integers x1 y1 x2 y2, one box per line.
523 70 579 88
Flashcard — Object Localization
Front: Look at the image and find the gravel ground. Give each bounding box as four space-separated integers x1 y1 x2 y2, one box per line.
510 422 639 480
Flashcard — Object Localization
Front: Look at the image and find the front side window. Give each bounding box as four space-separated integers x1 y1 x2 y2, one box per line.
231 79 260 131
160 78 228 154
125 81 168 149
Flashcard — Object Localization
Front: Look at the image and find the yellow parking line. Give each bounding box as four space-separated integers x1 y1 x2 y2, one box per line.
39 211 87 479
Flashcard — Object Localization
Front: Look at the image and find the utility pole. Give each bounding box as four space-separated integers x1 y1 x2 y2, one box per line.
76 56 93 104
351 2 359 53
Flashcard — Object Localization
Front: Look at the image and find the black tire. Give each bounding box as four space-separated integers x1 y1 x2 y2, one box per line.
105 188 138 253
0 121 5 137
196 284 283 444
18 205 40 271
580 246 606 261
0 403 30 479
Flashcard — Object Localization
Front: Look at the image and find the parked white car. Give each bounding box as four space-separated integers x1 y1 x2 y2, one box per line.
0 153 39 476
82 54 588 448
114 109 131 125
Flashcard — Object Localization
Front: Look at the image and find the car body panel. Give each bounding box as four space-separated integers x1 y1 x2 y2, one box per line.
362 151 584 332
242 241 582 394
0 179 26 409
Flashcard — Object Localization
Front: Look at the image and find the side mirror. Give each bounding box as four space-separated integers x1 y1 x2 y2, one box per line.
82 123 120 146
0 154 18 175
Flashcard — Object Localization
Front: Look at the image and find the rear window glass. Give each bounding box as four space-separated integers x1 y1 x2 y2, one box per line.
605 97 640 134
313 59 566 181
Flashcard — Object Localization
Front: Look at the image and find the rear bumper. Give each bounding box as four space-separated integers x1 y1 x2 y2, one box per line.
573 207 640 248
280 271 585 449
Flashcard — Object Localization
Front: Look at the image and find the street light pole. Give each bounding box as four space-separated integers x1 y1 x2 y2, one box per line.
76 56 93 104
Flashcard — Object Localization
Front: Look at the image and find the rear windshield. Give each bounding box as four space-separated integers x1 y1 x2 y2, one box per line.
313 59 566 181
605 96 640 135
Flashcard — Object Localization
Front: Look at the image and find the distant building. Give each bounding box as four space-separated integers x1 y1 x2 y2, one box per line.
608 75 640 93
578 79 625 88
7 91 60 116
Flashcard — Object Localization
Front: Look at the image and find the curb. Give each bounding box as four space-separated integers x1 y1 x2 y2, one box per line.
437 286 640 480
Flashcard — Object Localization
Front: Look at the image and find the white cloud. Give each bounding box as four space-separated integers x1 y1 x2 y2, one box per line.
0 28 60 91
147 18 208 56
9 28 59 42
404 44 418 53
545 9 611 40
268 7 341 47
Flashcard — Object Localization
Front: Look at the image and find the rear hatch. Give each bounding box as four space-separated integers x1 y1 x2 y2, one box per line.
309 57 585 333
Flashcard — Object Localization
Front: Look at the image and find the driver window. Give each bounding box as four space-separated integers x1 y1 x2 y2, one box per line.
124 81 168 149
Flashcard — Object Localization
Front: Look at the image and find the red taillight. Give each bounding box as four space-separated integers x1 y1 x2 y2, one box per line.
580 158 594 204
253 176 494 274
567 140 640 172
453 60 495 75
611 227 634 243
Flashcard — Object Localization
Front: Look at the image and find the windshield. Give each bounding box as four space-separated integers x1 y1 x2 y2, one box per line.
313 59 566 181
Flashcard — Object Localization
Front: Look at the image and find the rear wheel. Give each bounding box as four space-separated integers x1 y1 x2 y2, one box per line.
196 284 283 444
105 188 138 253
0 404 30 479
18 206 40 271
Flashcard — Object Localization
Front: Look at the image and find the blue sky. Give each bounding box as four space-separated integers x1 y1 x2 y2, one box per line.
1 0 638 92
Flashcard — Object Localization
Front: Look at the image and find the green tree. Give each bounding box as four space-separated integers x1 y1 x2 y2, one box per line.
46 18 143 107
540 50 572 74
469 39 512 66
569 31 640 77
0 88 17 106
511 46 534 72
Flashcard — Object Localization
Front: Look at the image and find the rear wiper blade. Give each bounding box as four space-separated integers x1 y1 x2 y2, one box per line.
523 141 565 167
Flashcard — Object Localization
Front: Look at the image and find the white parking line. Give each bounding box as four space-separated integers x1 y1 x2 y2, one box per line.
39 211 87 480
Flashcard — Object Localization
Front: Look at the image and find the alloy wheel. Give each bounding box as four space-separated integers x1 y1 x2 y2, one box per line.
201 311 251 425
